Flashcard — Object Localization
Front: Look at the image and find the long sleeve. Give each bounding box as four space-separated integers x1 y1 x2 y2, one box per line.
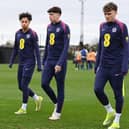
42 33 48 65
95 36 102 73
121 24 129 74
57 25 70 66
9 33 18 65
33 32 41 70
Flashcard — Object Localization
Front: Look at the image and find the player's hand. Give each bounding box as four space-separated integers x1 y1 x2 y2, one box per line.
9 64 12 68
55 65 62 73
94 67 99 74
37 67 42 72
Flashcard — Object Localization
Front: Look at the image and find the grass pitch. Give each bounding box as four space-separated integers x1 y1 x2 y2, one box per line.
0 62 129 129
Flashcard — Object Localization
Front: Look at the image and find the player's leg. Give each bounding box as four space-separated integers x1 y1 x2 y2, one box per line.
77 60 79 70
108 71 124 129
89 61 93 69
49 63 67 120
15 65 27 114
21 76 31 110
78 61 80 70
74 59 78 70
94 67 109 105
15 64 43 114
94 67 115 126
41 63 57 105
81 58 84 70
86 60 88 70
15 75 32 114
23 64 43 112
17 65 23 91
17 65 35 97
55 64 66 114
87 60 90 70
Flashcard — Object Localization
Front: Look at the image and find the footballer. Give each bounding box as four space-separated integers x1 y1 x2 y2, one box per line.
94 2 129 129
9 12 43 114
41 7 70 120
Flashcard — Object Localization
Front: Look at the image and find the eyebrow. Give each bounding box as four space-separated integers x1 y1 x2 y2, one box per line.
104 12 112 15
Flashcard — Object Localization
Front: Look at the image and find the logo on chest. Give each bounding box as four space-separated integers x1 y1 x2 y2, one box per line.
26 34 31 39
56 27 61 33
112 27 117 33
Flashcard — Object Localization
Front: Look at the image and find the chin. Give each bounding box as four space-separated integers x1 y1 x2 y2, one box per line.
23 27 27 30
106 20 112 22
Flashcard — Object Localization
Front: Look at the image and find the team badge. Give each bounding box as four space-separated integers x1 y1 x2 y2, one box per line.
126 36 129 42
56 27 60 32
68 34 70 39
112 27 117 32
26 34 31 39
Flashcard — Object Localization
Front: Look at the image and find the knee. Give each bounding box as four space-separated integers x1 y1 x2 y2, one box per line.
41 80 49 90
20 85 27 91
115 94 123 102
94 87 103 95
18 85 22 91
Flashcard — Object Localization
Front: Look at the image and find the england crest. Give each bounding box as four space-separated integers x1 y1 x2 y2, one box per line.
112 27 117 33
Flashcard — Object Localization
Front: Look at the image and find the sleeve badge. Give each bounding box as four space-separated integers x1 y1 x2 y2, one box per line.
125 36 129 42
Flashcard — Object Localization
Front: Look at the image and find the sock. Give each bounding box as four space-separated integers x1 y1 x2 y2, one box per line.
55 104 57 108
104 103 114 113
53 104 57 114
33 94 39 101
21 103 27 110
113 113 121 123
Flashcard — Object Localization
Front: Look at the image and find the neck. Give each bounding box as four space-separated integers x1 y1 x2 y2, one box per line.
111 19 116 22
52 20 61 24
22 28 29 33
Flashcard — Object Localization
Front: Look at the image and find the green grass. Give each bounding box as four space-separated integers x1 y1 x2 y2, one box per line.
0 62 129 129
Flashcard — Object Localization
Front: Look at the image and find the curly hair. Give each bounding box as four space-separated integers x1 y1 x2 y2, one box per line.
19 12 32 21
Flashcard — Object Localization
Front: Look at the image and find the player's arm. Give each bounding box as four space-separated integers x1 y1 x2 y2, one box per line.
95 34 102 73
33 32 42 71
42 32 48 66
56 25 70 67
9 33 18 68
121 24 129 75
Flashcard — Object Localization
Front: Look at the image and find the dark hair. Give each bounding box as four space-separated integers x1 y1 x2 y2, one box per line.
19 12 32 21
47 6 62 15
103 2 118 12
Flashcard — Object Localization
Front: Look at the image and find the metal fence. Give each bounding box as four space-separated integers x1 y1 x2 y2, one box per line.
0 47 44 64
